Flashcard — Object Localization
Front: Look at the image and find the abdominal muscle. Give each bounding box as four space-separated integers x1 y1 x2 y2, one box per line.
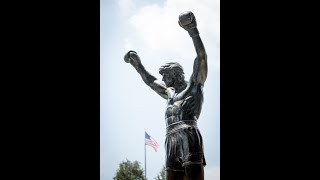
165 103 184 126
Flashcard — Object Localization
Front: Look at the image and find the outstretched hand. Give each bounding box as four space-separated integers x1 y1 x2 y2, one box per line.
124 50 141 65
178 11 199 37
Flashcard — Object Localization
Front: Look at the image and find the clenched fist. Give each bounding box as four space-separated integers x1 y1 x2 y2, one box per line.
178 11 199 37
124 50 141 66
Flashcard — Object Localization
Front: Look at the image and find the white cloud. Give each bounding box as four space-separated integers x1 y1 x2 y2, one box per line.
205 165 220 180
125 0 220 73
124 38 133 51
117 0 135 16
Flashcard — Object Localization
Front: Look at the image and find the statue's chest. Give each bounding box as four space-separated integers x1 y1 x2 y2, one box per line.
166 101 183 115
166 91 186 115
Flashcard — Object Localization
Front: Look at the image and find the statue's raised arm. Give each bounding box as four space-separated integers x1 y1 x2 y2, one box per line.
179 11 208 86
124 50 170 99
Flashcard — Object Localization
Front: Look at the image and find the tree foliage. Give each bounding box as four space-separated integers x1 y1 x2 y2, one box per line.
154 166 166 180
113 159 146 180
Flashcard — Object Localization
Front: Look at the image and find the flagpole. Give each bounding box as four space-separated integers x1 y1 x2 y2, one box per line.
144 129 146 179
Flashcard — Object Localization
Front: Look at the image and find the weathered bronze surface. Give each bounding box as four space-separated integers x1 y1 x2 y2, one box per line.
124 11 207 180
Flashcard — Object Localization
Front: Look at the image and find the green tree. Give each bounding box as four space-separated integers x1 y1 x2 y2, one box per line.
154 166 166 180
113 159 146 180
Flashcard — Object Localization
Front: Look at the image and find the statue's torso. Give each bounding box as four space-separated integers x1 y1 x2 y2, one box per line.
165 83 203 126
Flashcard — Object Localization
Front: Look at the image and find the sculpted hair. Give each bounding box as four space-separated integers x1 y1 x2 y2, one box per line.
159 62 185 80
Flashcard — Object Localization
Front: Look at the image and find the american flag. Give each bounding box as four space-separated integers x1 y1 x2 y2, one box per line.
145 131 159 152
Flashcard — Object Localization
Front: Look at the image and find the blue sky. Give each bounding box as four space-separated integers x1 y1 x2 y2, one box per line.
100 0 220 179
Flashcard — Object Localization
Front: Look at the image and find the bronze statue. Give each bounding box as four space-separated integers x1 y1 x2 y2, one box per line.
124 11 207 180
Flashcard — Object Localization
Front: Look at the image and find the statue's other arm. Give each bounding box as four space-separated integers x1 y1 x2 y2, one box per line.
179 11 208 85
124 51 169 99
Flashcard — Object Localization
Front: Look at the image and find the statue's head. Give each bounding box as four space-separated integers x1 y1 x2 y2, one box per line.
159 62 185 87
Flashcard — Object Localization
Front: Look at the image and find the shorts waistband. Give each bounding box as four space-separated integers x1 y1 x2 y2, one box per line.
166 120 198 136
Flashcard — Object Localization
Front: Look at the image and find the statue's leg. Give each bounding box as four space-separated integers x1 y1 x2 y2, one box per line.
166 170 185 180
184 164 204 180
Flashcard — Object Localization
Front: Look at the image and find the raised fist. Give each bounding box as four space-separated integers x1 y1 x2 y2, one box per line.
124 50 141 65
178 11 199 37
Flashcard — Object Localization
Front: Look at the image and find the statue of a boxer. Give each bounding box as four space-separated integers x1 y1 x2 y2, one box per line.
124 11 208 180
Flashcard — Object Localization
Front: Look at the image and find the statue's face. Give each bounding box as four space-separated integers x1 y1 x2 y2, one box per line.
162 71 177 87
